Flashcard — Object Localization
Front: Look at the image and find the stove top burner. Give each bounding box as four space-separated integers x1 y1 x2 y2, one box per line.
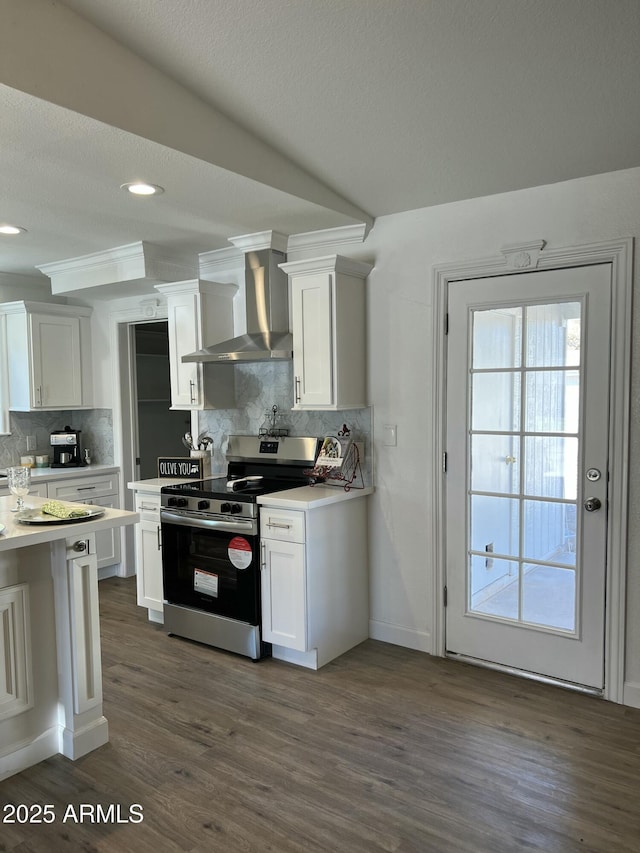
162 475 311 501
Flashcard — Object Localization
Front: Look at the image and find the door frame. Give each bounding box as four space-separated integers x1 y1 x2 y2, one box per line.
109 301 169 577
432 238 633 703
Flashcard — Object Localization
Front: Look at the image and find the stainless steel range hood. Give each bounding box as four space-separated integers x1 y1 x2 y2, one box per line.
182 247 292 363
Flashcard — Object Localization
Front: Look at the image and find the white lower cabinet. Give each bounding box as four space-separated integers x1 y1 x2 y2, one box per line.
132 491 163 622
47 473 121 573
262 536 307 652
260 498 369 669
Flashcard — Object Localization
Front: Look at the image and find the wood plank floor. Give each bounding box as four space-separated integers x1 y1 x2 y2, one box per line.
2 577 640 853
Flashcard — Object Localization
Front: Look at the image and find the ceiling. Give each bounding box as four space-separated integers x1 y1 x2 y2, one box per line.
1 0 639 280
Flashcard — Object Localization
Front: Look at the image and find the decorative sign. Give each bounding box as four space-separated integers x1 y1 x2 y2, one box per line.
157 456 203 478
316 436 353 469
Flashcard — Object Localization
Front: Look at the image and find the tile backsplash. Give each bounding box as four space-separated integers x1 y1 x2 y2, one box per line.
197 362 373 485
0 409 113 469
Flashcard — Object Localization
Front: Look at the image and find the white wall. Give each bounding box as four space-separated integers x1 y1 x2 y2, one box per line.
345 167 640 700
70 166 640 704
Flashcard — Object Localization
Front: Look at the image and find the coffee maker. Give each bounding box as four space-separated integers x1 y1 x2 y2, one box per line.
50 426 85 468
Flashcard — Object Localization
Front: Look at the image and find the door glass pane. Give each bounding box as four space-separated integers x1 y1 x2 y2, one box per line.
470 495 519 559
473 307 522 369
471 434 519 494
526 302 581 367
468 298 583 637
469 556 519 620
522 499 576 567
472 372 521 431
525 371 580 433
522 564 576 632
524 436 578 499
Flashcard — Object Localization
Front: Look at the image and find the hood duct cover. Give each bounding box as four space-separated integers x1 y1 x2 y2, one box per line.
182 248 292 363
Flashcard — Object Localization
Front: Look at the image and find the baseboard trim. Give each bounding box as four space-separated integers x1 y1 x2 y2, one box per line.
272 646 319 670
623 681 640 709
369 620 431 653
60 716 109 760
0 727 59 781
98 565 119 581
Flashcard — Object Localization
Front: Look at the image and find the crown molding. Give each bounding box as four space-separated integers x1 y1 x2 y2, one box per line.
154 279 238 298
228 230 288 253
279 254 373 278
37 241 197 295
285 224 369 262
0 300 92 317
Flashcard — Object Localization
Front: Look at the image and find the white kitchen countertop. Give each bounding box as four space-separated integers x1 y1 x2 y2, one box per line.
0 493 138 552
257 484 373 509
1 464 119 483
128 478 373 506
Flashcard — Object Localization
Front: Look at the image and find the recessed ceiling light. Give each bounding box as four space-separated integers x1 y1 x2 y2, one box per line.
121 182 164 196
0 224 27 235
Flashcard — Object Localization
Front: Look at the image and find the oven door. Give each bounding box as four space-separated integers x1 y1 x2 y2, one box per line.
161 511 260 624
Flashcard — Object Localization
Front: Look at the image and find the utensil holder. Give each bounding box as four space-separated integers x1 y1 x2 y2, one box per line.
190 449 211 477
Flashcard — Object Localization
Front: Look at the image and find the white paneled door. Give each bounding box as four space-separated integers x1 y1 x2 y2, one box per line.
445 265 611 689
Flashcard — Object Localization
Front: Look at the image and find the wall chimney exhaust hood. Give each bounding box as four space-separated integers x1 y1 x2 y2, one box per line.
182 245 292 363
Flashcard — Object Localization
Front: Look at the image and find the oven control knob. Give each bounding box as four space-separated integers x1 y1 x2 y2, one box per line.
167 496 188 508
198 500 210 510
231 503 242 514
221 502 231 513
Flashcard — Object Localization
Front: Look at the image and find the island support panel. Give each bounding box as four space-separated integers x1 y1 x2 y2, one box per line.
0 535 107 780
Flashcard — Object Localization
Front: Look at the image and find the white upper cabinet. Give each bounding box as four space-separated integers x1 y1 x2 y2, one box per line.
281 255 372 411
0 302 93 411
155 279 237 410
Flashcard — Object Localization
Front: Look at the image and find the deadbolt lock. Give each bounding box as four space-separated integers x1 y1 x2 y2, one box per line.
586 468 602 482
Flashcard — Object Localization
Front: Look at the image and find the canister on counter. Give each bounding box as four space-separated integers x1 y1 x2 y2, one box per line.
35 454 49 468
20 455 35 468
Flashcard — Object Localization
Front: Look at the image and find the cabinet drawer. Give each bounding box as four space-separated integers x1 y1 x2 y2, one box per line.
134 492 161 518
47 474 119 501
260 508 305 543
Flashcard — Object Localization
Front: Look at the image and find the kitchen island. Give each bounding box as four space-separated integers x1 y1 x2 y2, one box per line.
0 494 138 781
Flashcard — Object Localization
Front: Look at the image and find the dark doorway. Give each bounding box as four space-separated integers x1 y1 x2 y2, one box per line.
134 322 189 479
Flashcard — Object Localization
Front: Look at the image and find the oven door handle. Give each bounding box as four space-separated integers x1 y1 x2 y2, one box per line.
161 510 257 535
